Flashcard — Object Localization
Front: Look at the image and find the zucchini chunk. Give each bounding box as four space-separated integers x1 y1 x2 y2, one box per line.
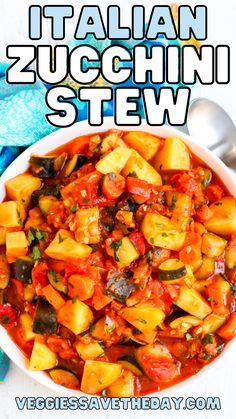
57 299 93 335
169 315 202 332
0 201 26 227
30 153 67 178
45 229 92 261
5 173 41 208
155 137 190 171
96 147 132 174
123 131 161 161
122 150 162 186
29 341 57 371
174 286 212 319
31 184 61 206
75 341 104 360
141 213 186 251
202 313 227 335
32 298 57 334
38 195 58 215
194 255 215 280
135 343 179 383
201 233 227 257
104 270 135 303
106 369 135 397
204 197 236 235
19 313 36 341
47 270 67 294
118 355 143 376
157 259 187 281
15 256 34 283
81 360 122 394
120 303 165 332
0 255 10 289
49 368 79 389
6 231 29 262
63 154 87 176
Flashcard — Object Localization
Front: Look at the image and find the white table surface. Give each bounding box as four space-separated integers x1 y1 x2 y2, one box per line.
0 1 235 418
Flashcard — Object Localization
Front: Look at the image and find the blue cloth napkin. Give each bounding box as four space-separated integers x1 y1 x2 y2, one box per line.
0 348 10 382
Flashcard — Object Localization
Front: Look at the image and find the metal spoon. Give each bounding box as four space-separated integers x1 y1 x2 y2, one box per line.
187 98 236 169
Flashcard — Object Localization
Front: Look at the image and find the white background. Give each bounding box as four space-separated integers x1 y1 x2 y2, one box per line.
0 1 236 418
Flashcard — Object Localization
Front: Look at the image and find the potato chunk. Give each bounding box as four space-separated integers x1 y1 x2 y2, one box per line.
57 299 93 335
6 231 29 262
106 370 135 397
120 303 165 332
96 147 132 174
155 137 190 171
5 174 41 208
123 131 161 160
29 341 57 370
81 360 122 394
204 197 236 235
0 201 26 227
201 233 227 257
45 229 92 260
122 150 162 185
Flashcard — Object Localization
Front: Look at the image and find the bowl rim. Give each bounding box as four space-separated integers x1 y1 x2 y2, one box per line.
0 116 236 399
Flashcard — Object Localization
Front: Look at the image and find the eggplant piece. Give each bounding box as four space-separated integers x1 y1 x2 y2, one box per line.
118 355 143 376
0 255 10 289
104 270 135 303
15 256 34 283
99 206 116 233
30 153 67 178
32 298 57 334
31 184 61 206
157 259 187 281
47 270 67 294
63 154 88 176
118 197 139 212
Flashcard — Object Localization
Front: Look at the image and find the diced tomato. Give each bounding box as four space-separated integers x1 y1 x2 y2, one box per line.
102 173 126 200
138 353 178 383
32 262 49 294
73 180 98 206
0 304 17 328
70 135 90 154
217 313 236 340
205 184 224 203
129 231 146 256
195 205 212 222
47 336 77 359
170 173 198 197
68 274 95 301
179 246 199 264
11 278 24 299
126 177 151 199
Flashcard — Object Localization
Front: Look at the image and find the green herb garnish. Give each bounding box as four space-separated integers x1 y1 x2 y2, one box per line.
137 318 147 324
110 239 122 262
170 195 177 210
185 333 192 341
58 233 66 243
30 246 41 260
71 203 78 213
202 334 213 345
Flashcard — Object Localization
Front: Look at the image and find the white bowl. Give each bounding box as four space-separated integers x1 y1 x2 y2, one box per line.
0 117 236 397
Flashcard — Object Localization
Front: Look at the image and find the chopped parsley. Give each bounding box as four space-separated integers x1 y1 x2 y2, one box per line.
35 230 44 241
110 239 122 262
58 233 67 243
16 209 22 225
28 229 35 245
161 232 168 237
202 334 213 345
71 203 78 213
128 171 138 178
185 333 192 341
30 246 41 260
231 284 236 296
82 198 90 203
0 314 10 325
202 178 208 188
170 195 177 210
28 228 45 244
137 318 147 324
72 296 78 304
155 223 163 228
150 237 154 244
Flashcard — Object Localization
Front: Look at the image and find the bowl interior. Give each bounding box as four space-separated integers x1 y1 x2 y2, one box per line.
0 117 236 397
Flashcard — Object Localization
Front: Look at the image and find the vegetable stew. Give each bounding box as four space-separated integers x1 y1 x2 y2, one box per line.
0 129 236 396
